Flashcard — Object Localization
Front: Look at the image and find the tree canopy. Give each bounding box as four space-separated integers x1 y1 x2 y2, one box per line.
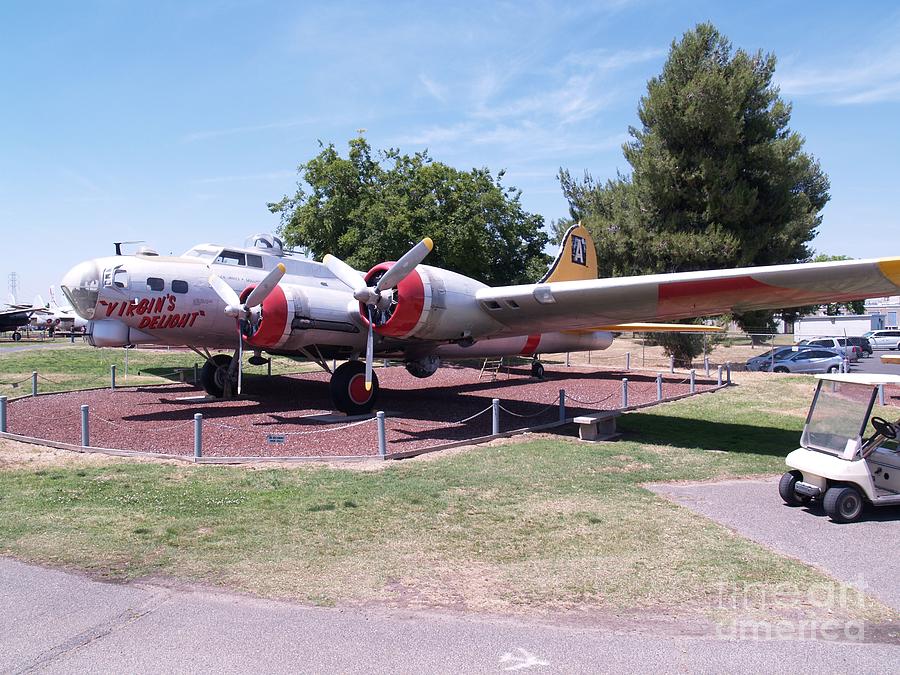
559 22 830 334
269 137 550 286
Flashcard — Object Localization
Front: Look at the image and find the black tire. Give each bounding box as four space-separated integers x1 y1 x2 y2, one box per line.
200 354 234 398
823 485 865 523
778 470 810 506
330 360 379 415
531 361 545 379
773 366 789 373
12 331 22 342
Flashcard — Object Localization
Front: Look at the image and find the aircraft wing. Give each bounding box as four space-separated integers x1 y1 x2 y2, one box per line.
475 257 900 335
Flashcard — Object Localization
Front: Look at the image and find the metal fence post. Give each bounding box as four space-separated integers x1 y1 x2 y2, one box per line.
492 398 500 435
377 411 386 457
704 356 710 377
621 378 629 408
194 413 203 457
0 396 6 433
625 352 631 371
656 373 663 401
559 389 566 423
81 404 89 447
32 371 37 397
111 364 116 390
669 356 675 373
690 369 696 394
879 384 885 406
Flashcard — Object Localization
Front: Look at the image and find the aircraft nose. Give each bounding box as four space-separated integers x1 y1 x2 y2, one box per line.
61 260 101 320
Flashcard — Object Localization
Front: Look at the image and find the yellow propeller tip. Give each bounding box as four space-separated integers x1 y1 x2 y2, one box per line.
423 237 433 251
365 381 372 391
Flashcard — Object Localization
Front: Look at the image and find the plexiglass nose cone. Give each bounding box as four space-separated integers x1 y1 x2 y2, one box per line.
61 260 101 320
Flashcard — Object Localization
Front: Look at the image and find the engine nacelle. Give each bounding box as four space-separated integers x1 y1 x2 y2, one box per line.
405 355 440 378
239 283 295 350
86 320 158 347
360 264 501 342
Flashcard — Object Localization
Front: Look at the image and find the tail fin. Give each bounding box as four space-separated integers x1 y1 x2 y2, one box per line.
539 223 598 283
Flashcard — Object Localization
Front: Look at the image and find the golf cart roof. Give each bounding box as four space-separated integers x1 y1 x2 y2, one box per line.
814 373 900 386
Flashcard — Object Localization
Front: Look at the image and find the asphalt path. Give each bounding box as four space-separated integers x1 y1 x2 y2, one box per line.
3 558 899 673
648 477 900 612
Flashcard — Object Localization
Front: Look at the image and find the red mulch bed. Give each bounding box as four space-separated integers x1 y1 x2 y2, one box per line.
6 365 720 458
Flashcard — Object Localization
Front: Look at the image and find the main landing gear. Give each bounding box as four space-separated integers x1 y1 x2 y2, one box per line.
198 354 380 415
329 360 379 415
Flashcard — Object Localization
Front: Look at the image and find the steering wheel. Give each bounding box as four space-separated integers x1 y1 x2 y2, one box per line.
871 416 897 439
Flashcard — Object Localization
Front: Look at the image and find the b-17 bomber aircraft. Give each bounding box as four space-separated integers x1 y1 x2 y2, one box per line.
60 226 900 414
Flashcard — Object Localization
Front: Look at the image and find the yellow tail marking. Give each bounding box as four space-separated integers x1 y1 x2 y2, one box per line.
540 223 598 283
878 258 900 286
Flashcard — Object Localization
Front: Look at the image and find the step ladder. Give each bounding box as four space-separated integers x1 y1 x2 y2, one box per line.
480 357 506 381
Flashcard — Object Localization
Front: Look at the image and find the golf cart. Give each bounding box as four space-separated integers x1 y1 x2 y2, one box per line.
779 373 900 523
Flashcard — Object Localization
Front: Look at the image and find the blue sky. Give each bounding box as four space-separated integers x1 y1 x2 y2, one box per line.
2 1 899 302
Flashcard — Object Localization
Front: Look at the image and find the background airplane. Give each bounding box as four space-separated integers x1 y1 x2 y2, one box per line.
60 227 900 413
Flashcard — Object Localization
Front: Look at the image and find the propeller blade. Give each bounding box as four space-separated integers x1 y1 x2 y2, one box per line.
374 238 433 292
323 254 368 293
237 327 243 395
244 263 287 308
209 274 242 314
365 305 374 391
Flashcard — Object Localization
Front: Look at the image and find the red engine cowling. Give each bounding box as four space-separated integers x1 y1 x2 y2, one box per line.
359 262 428 339
238 284 295 349
358 263 500 341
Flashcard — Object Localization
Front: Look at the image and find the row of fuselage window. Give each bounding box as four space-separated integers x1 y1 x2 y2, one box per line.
146 277 189 294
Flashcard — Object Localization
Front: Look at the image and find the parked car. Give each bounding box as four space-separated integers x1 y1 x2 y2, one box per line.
746 345 817 371
762 348 844 374
861 329 900 350
798 337 860 361
844 336 873 356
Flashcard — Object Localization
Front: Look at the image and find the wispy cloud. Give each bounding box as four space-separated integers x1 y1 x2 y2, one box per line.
182 118 320 143
193 170 296 184
778 46 900 105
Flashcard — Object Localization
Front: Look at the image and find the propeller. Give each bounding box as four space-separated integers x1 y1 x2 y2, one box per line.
323 238 433 391
208 263 287 395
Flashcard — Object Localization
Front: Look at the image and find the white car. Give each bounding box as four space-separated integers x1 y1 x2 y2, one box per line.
862 329 900 351
799 337 860 361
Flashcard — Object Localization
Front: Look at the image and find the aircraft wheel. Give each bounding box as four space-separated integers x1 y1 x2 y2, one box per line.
200 354 234 398
330 360 379 415
778 470 810 506
823 485 864 523
12 331 22 342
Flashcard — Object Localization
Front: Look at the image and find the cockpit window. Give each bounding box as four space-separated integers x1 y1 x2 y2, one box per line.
112 268 129 289
215 250 245 266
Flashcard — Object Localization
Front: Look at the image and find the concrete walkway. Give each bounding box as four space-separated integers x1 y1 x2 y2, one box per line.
2 558 898 674
648 477 900 611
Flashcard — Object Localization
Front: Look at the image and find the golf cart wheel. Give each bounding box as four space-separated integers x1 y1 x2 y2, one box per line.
773 366 789 373
778 470 810 507
827 365 840 373
823 485 864 523
200 354 234 398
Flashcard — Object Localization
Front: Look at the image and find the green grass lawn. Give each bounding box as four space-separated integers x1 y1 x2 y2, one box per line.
0 372 893 625
0 343 316 394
